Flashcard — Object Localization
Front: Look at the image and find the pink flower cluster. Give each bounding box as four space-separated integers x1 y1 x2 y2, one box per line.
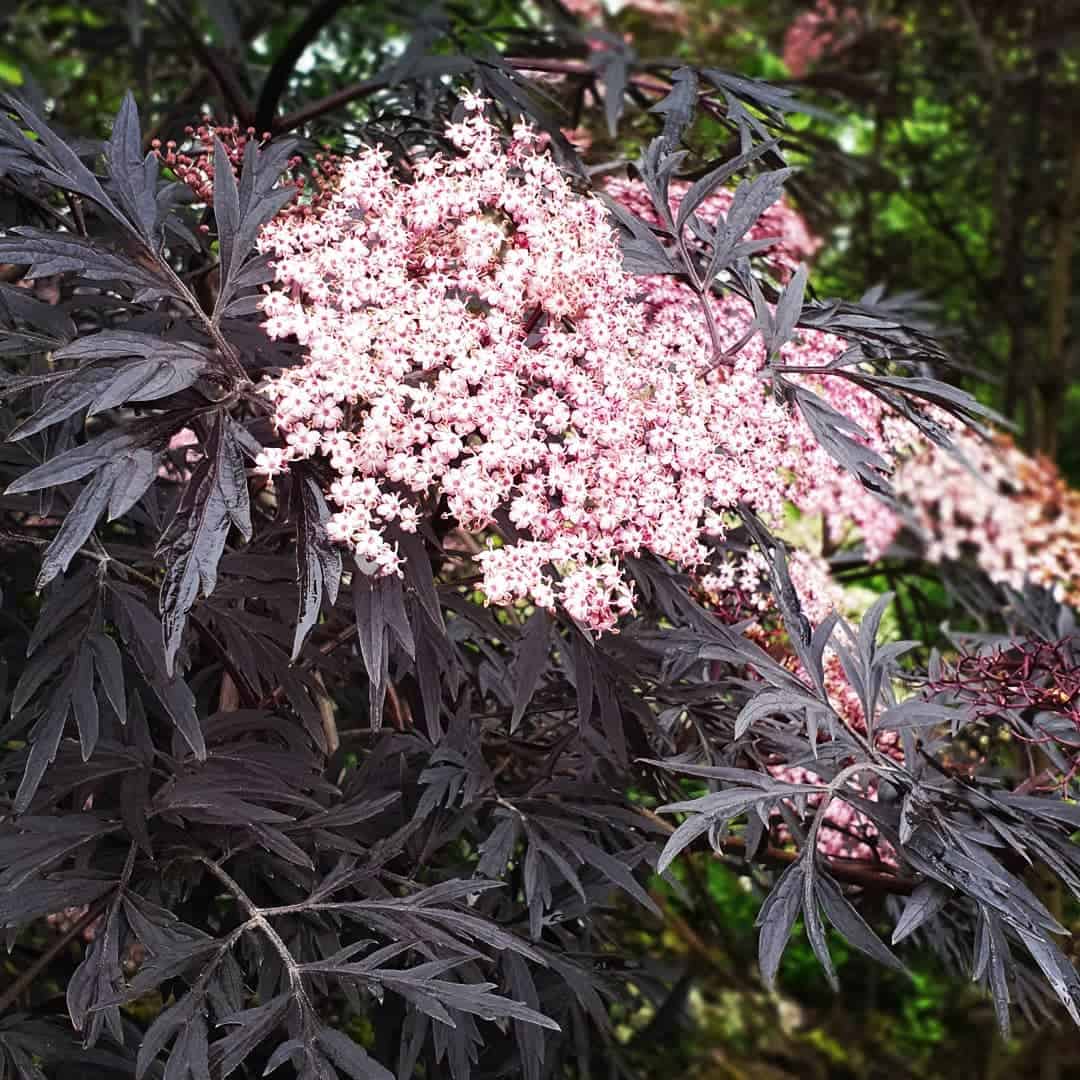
698 546 842 626
604 174 903 558
254 102 906 629
782 0 905 79
781 0 860 79
893 433 1080 602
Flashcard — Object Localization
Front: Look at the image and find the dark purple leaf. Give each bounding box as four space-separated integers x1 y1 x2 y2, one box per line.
512 609 549 732
755 858 804 988
817 873 906 974
159 412 250 675
649 66 698 151
104 93 161 246
291 473 343 661
0 229 167 293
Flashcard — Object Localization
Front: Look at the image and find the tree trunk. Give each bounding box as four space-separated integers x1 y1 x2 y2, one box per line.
1038 129 1080 459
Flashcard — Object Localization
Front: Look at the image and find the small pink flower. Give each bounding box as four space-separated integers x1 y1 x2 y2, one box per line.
255 448 291 477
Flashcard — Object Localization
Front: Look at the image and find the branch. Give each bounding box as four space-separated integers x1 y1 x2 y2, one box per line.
189 610 261 708
731 834 916 894
255 0 352 134
640 807 918 895
190 854 315 1011
1039 126 1080 456
271 56 671 136
258 620 356 709
957 0 1001 88
273 74 391 135
0 894 113 1015
162 2 255 127
157 258 250 384
144 6 275 149
0 176 73 231
506 54 675 98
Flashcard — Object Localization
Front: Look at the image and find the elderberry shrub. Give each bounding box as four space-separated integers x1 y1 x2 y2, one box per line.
0 21 1078 1080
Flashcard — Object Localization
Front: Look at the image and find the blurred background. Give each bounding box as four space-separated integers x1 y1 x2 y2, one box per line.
1 1 1078 1076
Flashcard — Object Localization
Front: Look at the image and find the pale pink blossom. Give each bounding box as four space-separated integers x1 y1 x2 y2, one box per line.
893 433 1080 602
254 107 911 629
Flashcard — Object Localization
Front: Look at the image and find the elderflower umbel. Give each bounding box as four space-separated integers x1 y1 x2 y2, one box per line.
256 103 901 629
